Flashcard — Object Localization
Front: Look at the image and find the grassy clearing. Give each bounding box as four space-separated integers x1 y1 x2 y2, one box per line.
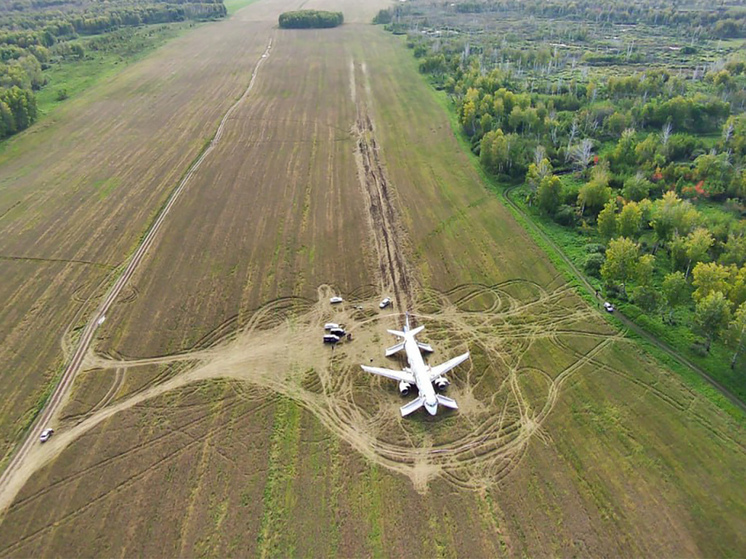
37 23 193 118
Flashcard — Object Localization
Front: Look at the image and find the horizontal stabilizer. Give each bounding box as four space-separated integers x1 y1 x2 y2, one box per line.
385 342 405 357
429 352 470 381
400 396 425 416
436 395 458 410
417 342 434 353
409 325 425 337
361 365 415 384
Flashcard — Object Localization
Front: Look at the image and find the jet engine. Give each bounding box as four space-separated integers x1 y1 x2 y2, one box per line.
398 381 413 396
433 377 450 391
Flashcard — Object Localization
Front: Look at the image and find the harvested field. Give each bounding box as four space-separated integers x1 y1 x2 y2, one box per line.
0 0 310 464
1 0 746 557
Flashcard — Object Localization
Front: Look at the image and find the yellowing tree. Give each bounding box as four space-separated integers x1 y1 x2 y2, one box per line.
692 262 735 302
651 191 699 245
618 201 643 239
684 227 714 278
597 199 618 240
537 175 562 215
695 291 732 353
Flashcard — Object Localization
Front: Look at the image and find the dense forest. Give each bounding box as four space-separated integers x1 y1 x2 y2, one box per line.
278 10 343 29
376 0 746 390
0 0 226 139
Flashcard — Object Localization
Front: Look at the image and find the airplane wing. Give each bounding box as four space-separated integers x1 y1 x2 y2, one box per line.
436 395 459 410
385 342 405 357
400 396 425 416
361 365 415 384
429 352 470 381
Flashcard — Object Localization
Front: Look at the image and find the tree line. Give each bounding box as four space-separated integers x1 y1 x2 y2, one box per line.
0 0 227 140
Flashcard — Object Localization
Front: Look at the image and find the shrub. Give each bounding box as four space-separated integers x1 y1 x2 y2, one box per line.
690 341 709 357
584 243 606 254
554 205 576 226
583 253 605 277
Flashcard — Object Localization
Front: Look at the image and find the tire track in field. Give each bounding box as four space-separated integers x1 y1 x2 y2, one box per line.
351 59 416 312
0 36 276 519
5 276 745 514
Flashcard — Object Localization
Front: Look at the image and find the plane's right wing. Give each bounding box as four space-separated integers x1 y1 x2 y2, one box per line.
361 365 415 384
429 352 470 380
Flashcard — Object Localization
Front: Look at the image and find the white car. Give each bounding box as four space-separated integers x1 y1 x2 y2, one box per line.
40 428 54 443
324 323 341 331
379 297 392 309
603 302 615 313
330 296 343 304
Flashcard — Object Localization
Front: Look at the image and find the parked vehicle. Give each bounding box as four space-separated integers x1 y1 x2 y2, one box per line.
40 428 54 443
379 297 392 309
604 302 615 313
330 296 343 304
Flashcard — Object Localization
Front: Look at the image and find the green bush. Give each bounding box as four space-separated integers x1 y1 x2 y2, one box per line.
554 205 576 226
583 253 605 277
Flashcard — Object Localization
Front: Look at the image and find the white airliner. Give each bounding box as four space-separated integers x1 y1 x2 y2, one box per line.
361 314 470 416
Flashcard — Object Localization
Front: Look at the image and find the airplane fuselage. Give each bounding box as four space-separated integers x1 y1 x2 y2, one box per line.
404 336 438 415
361 313 468 417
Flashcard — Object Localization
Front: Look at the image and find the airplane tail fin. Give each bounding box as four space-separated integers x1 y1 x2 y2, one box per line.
436 395 459 410
417 342 434 353
400 396 425 416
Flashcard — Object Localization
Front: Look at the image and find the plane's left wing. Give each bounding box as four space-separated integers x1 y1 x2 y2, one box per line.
429 352 470 380
361 365 415 384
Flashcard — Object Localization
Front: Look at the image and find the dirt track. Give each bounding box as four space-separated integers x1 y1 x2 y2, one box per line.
352 62 416 310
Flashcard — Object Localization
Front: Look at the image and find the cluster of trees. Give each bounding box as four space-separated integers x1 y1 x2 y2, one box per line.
598 234 746 364
278 10 343 29
449 63 735 180
531 152 746 363
405 0 746 39
0 0 226 140
381 0 746 368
